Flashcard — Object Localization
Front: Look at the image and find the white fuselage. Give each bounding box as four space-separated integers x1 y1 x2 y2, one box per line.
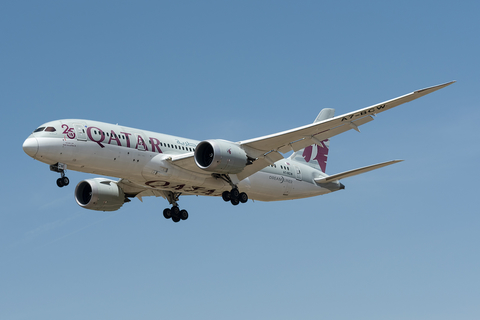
23 119 339 202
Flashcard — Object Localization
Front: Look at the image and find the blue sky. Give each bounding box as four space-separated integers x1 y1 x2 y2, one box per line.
1 1 479 319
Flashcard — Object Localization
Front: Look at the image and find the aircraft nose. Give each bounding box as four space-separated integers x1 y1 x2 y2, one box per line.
23 137 38 158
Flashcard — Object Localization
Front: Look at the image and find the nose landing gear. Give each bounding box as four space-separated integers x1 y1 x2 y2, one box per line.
50 163 70 187
56 176 70 187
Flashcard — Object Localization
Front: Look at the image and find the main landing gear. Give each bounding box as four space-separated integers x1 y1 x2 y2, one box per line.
213 173 249 206
50 163 70 188
222 188 248 206
162 191 188 223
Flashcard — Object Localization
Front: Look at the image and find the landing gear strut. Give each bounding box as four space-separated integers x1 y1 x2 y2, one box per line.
162 191 188 223
213 174 249 206
51 163 69 187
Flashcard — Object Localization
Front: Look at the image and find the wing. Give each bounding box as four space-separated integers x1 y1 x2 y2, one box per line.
117 178 165 199
161 81 454 181
234 81 455 180
117 178 186 202
240 81 454 153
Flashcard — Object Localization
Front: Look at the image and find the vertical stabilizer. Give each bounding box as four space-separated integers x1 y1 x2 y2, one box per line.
288 108 335 173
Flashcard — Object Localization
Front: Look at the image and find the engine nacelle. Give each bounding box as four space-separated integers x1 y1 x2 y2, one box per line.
194 139 248 174
75 178 126 212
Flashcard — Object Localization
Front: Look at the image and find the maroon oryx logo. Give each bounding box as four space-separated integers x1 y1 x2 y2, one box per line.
302 139 329 172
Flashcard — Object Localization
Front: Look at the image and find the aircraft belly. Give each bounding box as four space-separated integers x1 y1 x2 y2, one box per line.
138 176 229 197
35 136 333 201
47 137 228 195
246 171 331 201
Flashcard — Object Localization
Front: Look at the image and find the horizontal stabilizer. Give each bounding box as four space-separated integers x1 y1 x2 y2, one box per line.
314 160 403 184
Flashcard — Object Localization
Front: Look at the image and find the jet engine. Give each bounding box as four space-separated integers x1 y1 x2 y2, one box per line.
75 178 126 211
194 139 248 174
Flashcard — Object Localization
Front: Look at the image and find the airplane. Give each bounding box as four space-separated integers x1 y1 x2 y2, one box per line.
22 81 454 222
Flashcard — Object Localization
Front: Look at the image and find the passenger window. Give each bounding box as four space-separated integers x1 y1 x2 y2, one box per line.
33 127 45 133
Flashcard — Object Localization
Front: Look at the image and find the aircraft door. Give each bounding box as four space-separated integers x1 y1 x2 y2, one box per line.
74 123 87 141
295 166 302 181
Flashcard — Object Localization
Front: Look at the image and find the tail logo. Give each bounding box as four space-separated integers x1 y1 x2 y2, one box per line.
302 140 329 172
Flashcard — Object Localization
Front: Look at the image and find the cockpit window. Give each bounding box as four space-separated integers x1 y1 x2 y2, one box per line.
45 127 56 132
33 127 45 133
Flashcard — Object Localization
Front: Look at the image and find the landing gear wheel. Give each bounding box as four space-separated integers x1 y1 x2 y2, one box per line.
222 187 248 206
51 163 69 188
230 188 240 199
171 206 181 223
239 192 248 203
163 208 172 219
171 206 180 216
180 210 188 220
222 191 231 202
163 191 188 223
